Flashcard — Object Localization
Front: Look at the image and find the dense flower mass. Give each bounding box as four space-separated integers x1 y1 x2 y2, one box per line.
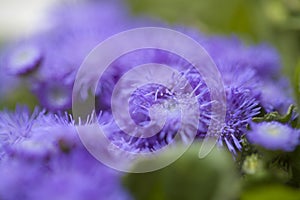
0 0 295 153
0 0 300 199
0 107 131 200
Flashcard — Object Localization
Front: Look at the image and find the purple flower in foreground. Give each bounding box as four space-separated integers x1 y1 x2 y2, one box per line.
0 150 131 200
104 61 212 153
0 107 44 158
0 106 76 159
247 121 300 151
0 107 131 200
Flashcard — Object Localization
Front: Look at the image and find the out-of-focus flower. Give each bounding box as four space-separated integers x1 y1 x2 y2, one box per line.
201 35 293 113
242 154 263 175
0 106 71 159
0 151 131 200
0 47 20 99
201 36 281 80
1 1 142 111
0 69 19 99
0 107 131 200
3 43 42 75
259 78 293 113
247 121 300 151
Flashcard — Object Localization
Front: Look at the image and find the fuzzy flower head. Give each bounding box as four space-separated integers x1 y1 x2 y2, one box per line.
217 88 261 155
0 107 43 158
104 63 212 153
3 43 42 75
0 107 77 159
0 107 131 200
247 121 300 151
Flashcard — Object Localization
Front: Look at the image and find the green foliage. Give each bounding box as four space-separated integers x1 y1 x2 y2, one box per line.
252 104 296 125
123 144 240 200
289 146 300 187
241 184 300 200
0 84 38 110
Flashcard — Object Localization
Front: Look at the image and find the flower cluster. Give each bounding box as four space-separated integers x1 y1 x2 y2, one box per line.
0 0 299 199
0 107 131 200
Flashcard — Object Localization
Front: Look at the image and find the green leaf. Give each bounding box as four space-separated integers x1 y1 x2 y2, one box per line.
252 104 296 124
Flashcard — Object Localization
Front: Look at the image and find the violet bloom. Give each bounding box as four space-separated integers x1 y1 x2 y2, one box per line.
247 121 300 152
2 43 42 75
97 47 262 155
1 1 140 111
201 36 281 80
0 151 131 200
106 69 212 153
99 49 212 152
218 88 261 155
0 107 44 158
0 106 74 159
259 78 293 113
201 35 293 113
30 0 160 111
0 107 131 200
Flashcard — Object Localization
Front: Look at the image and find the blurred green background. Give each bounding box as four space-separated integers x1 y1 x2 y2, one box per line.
128 0 300 79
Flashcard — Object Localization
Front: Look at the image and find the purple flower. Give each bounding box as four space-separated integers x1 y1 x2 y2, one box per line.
103 56 212 152
217 88 261 155
1 1 142 111
2 43 42 75
0 107 41 157
0 106 70 159
201 35 293 112
202 36 281 80
31 80 73 111
259 78 293 113
0 107 131 200
247 121 300 151
0 150 131 200
216 62 260 97
95 47 263 155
